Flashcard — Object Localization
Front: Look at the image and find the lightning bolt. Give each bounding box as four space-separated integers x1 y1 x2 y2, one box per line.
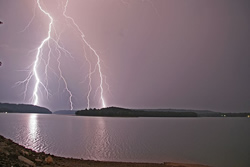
55 46 73 110
17 0 109 110
35 0 74 109
15 0 160 110
63 0 106 108
31 0 53 105
17 0 74 109
19 2 37 33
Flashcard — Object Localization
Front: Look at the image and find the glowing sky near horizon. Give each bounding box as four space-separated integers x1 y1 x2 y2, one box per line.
0 0 250 112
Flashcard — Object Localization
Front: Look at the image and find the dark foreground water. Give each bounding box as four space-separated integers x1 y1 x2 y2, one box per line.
0 113 249 167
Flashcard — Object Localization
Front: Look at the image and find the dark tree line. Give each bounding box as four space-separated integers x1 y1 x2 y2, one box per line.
0 103 51 114
75 107 198 117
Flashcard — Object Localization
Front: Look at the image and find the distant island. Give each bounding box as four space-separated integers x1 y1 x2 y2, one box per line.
76 107 250 118
143 109 250 117
75 107 198 117
0 102 52 114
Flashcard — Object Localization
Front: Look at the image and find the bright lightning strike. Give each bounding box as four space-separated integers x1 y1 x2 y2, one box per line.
63 0 106 108
18 0 108 110
32 0 54 105
18 0 74 110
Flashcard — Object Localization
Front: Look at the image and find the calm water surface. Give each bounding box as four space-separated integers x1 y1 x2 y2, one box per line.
0 113 249 167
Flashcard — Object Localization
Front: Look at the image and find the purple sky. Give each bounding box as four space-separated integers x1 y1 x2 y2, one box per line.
0 0 250 112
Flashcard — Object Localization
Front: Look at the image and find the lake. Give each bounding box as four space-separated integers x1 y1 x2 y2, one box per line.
0 113 249 167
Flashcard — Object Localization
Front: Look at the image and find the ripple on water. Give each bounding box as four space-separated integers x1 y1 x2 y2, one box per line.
0 114 250 167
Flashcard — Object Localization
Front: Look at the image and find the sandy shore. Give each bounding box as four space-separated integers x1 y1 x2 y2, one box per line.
0 135 210 167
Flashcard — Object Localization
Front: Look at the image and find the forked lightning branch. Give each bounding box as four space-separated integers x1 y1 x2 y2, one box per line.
16 0 107 110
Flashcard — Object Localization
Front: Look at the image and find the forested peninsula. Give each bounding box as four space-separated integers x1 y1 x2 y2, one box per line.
0 102 51 114
76 107 198 117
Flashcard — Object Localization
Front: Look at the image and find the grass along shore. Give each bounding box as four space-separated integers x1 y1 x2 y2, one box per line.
0 135 210 167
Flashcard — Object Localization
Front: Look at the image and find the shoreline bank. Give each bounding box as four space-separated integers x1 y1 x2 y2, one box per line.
0 135 210 167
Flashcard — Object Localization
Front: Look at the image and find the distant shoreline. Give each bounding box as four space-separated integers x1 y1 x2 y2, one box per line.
0 134 210 167
75 107 198 117
1 102 249 117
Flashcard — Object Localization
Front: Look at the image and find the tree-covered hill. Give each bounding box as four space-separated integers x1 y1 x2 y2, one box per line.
0 102 51 114
76 107 198 117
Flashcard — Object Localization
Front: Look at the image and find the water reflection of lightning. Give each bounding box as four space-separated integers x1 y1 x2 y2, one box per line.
63 0 106 108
